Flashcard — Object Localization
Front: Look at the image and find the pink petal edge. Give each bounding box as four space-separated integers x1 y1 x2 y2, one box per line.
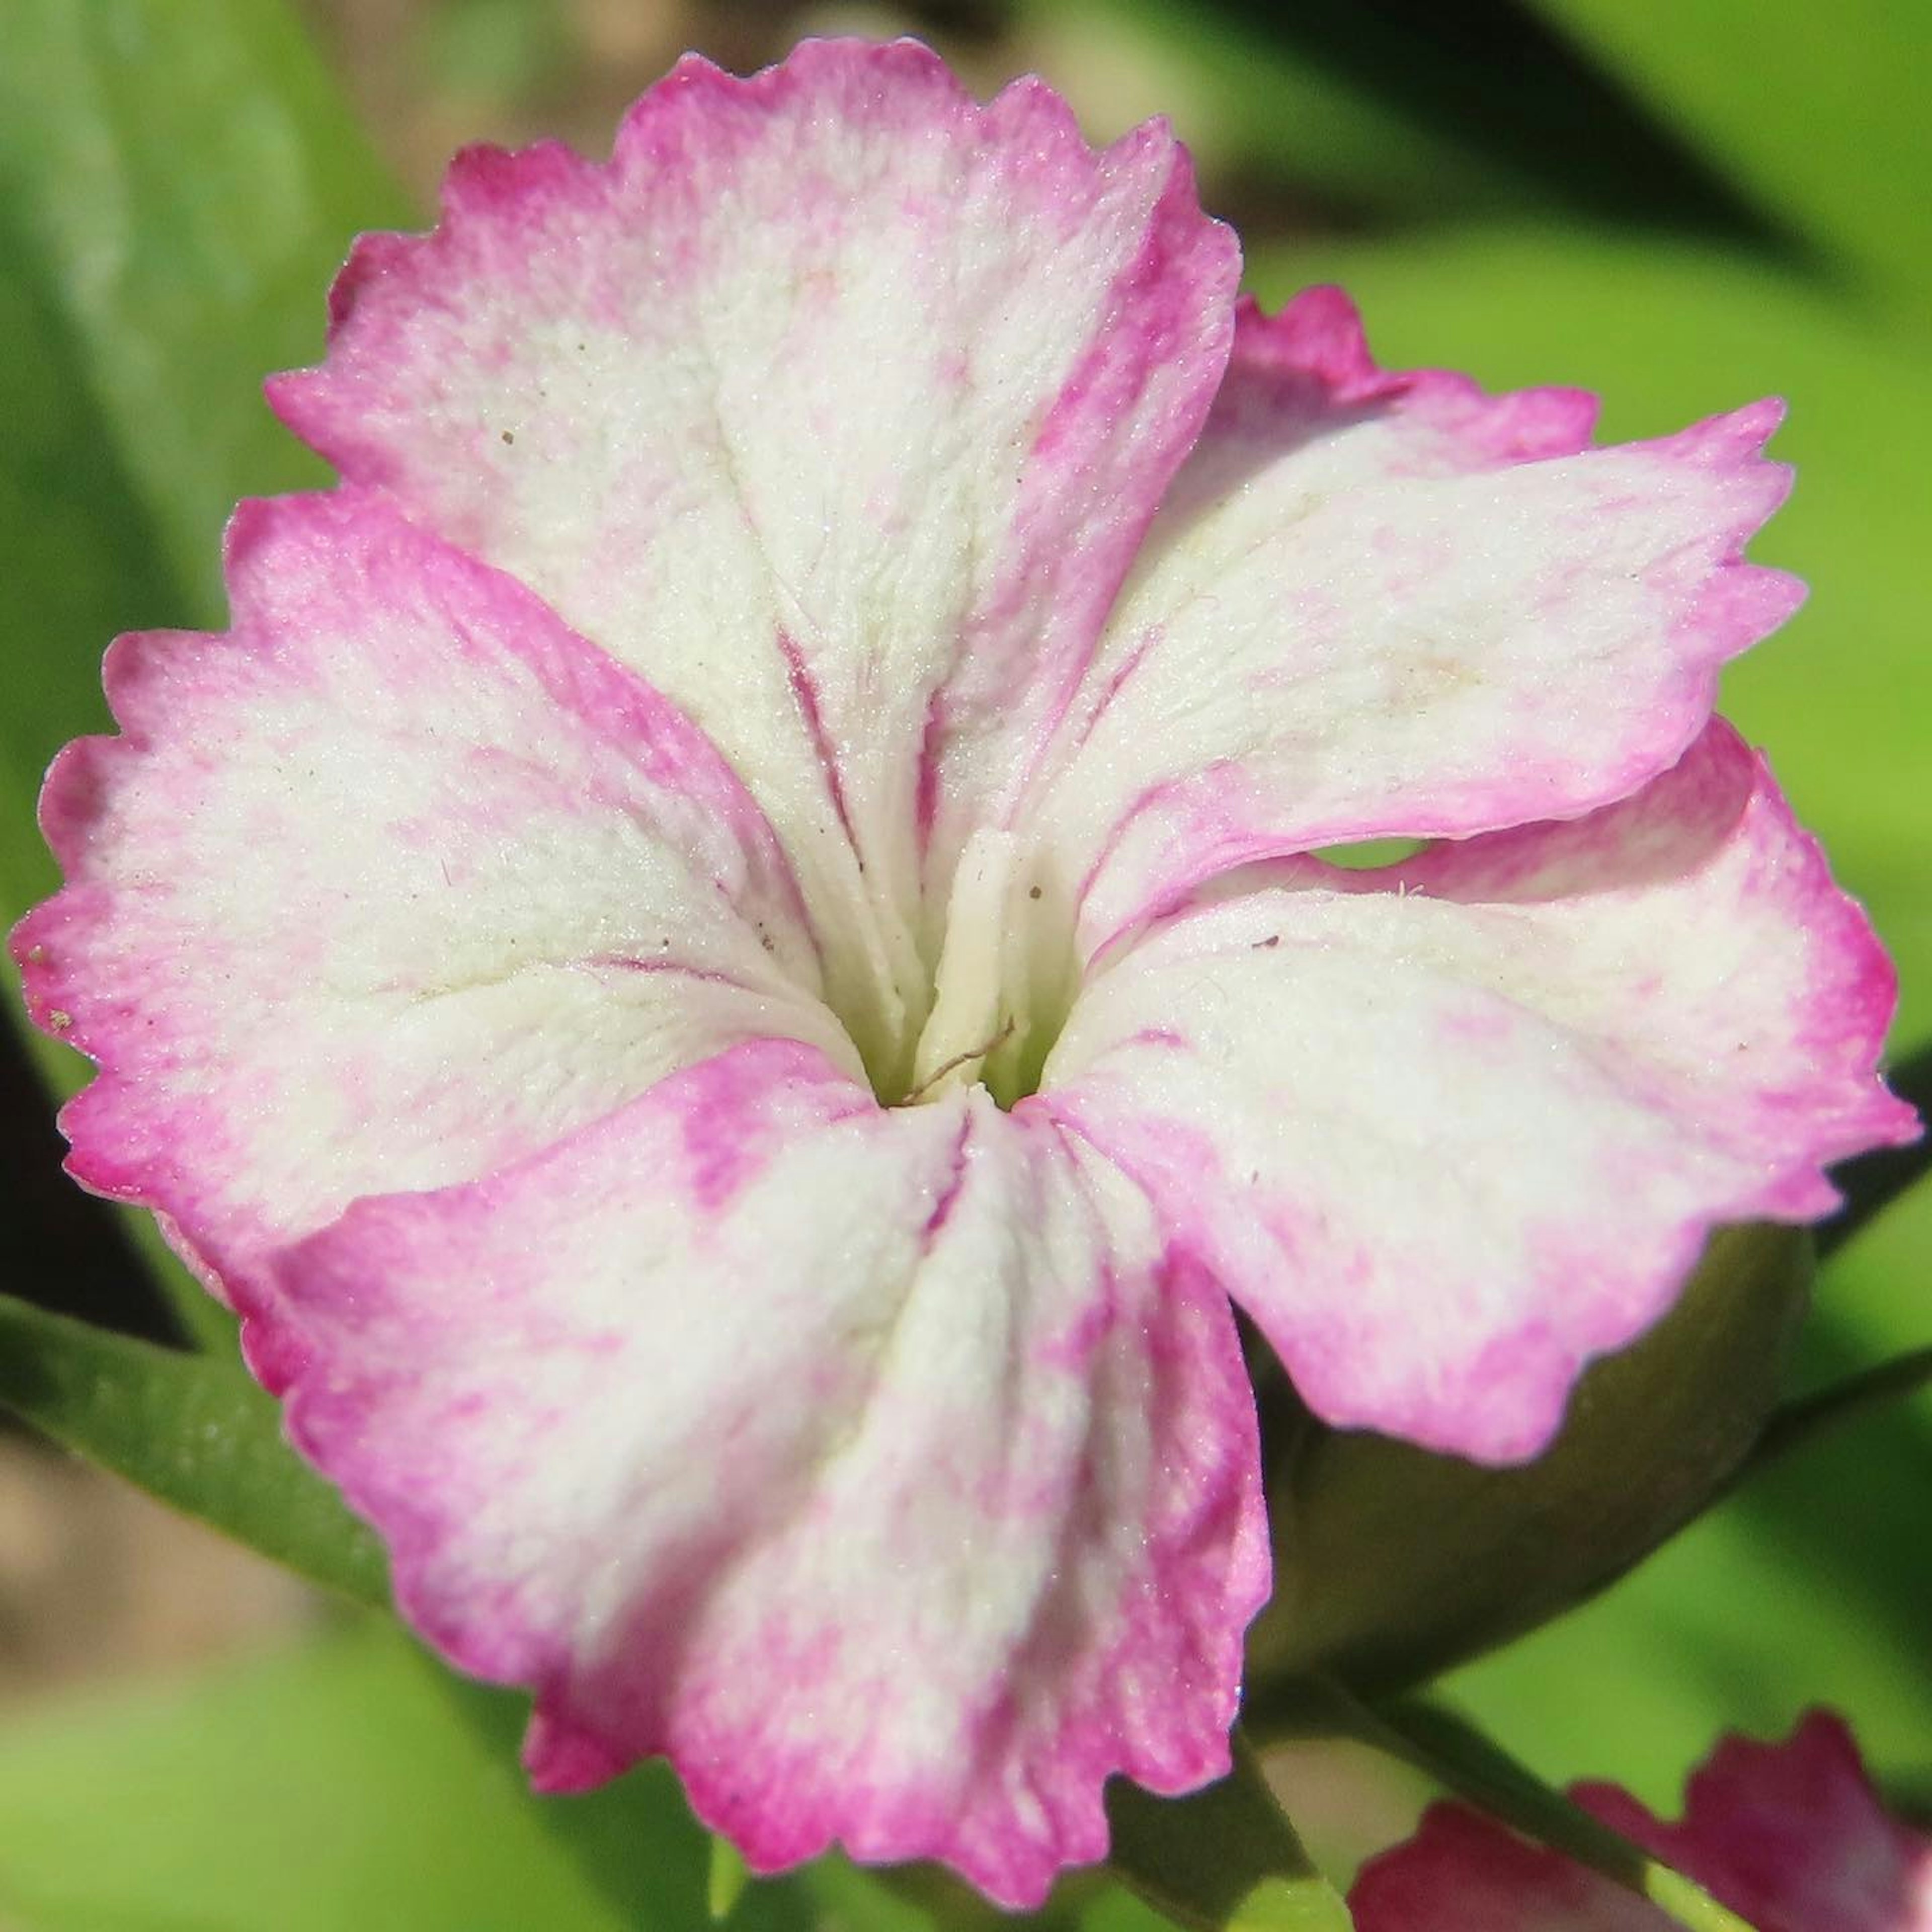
267 36 1240 1043
261 1037 1268 1907
1031 283 1807 962
11 489 841 1309
1041 721 1916 1463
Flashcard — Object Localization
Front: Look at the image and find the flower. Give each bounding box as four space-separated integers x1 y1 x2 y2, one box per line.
13 36 1914 1908
1350 1712 1932 1930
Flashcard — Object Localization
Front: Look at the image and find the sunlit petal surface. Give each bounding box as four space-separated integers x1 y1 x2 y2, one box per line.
13 36 1913 1905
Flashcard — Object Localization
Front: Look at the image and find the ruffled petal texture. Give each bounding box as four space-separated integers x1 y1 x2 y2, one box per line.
1022 288 1805 954
1043 723 1915 1460
11 31 1918 1914
13 492 849 1307
271 1040 1267 1908
1351 1714 1932 1931
270 36 1239 1086
1588 1714 1932 1932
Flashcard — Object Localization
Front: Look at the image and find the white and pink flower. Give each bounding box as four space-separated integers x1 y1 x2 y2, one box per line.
1351 1713 1932 1930
12 38 1914 1908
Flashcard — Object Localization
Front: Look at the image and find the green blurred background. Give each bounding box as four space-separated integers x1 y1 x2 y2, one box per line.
0 1 1925 1926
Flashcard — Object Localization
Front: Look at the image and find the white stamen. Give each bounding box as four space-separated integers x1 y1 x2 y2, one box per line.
908 829 1018 1101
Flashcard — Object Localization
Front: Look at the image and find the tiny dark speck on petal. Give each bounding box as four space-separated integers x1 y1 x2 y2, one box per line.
1253 934 1280 950
500 430 515 445
1028 885 1042 900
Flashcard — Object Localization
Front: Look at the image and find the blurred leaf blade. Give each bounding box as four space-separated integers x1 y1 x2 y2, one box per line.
0 0 410 615
0 1290 386 1602
1527 0 1932 312
1029 0 1541 221
1053 0 1783 242
0 1562 1210 1932
0 1621 699 1932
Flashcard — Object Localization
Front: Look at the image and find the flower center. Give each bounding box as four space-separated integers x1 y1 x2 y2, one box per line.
856 828 1067 1112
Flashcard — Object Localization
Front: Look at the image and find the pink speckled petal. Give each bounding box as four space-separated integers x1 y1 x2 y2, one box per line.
11 492 849 1312
1351 1714 1932 1931
1022 287 1804 956
270 38 1238 1050
1041 722 1915 1460
268 1037 1268 1908
1586 1713 1932 1932
1352 1803 1658 1931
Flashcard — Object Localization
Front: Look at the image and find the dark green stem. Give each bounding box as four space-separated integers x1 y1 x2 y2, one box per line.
1746 1345 1932 1472
1106 1729 1353 1929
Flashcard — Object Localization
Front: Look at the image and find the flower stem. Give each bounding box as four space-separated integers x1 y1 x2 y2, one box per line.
1106 1728 1354 1929
707 1835 750 1920
1746 1344 1932 1473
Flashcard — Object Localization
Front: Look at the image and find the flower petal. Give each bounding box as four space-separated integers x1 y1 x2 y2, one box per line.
268 39 1239 1059
267 1037 1267 1908
1351 1715 1932 1931
1041 721 1915 1460
1585 1713 1932 1932
12 492 847 1309
1351 1802 1653 1931
1024 287 1803 955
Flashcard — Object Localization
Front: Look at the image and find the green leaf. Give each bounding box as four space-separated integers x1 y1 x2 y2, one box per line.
709 1837 752 1922
1034 0 1775 240
0 1290 385 1601
0 0 410 617
1526 0 1932 315
0 217 174 921
0 1592 1270 1932
0 1620 713 1932
1105 1734 1353 1931
1028 0 1541 220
